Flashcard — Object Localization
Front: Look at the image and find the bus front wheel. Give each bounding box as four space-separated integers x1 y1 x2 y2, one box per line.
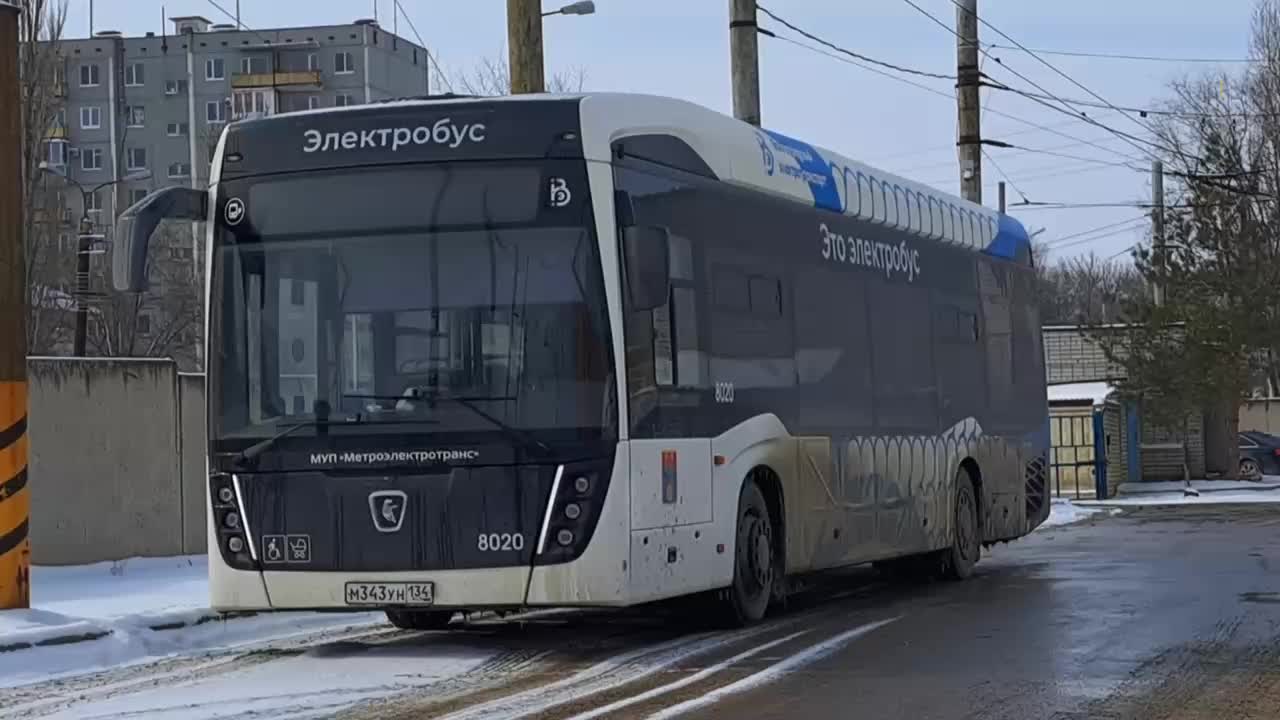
385 609 456 631
722 480 778 626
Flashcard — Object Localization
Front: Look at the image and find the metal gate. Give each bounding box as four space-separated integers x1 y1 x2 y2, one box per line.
1049 409 1105 499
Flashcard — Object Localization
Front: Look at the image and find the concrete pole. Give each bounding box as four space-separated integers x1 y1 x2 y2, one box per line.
1152 159 1165 306
507 0 544 94
998 181 1006 214
956 0 982 204
0 0 31 610
729 0 761 126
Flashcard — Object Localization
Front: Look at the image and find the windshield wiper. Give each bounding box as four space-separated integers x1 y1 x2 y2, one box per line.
233 419 328 469
344 392 552 457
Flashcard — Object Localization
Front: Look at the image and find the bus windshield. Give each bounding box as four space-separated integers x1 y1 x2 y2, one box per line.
210 163 614 455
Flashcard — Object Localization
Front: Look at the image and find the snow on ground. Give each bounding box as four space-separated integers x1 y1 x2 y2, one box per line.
29 640 496 720
1078 489 1280 506
1040 499 1113 528
1117 479 1280 495
0 554 384 688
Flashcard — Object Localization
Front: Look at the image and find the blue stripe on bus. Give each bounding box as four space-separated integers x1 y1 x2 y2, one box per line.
761 130 843 213
985 213 1030 259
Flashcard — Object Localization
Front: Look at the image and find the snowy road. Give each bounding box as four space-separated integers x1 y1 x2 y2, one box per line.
8 502 1280 719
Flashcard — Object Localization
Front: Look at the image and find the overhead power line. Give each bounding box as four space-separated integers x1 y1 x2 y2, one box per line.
1044 216 1148 249
940 0 1163 140
986 44 1256 64
898 0 1164 163
763 32 1148 167
986 82 1280 119
392 0 453 92
757 5 955 80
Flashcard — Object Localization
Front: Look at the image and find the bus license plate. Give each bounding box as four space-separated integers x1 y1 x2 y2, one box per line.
344 582 435 606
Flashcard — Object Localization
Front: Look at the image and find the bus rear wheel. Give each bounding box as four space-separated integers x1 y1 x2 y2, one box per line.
385 609 456 631
941 470 981 580
721 480 778 627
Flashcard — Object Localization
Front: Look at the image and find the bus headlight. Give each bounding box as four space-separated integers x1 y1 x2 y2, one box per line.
556 529 574 547
227 536 245 553
564 503 581 520
217 486 235 504
573 476 590 494
224 512 240 529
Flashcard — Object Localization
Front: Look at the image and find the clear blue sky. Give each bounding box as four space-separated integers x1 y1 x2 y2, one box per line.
79 0 1257 262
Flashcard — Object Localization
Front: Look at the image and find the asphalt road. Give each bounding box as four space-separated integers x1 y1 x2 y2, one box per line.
11 504 1280 720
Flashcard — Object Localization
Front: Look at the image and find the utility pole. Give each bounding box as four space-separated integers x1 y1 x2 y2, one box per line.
1152 159 1165 306
729 0 761 126
73 213 92 356
0 0 31 611
507 0 544 94
956 0 982 204
998 181 1006 214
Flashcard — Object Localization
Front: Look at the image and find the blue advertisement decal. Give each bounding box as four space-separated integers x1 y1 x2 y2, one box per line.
758 129 843 213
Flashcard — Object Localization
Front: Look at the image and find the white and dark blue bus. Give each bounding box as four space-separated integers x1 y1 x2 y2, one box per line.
113 92 1049 629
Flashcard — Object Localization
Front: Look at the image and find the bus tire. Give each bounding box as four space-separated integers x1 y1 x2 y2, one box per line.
722 479 778 626
385 609 456 631
942 469 981 580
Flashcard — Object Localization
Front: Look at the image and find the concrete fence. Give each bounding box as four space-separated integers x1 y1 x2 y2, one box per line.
1241 399 1280 435
27 358 206 565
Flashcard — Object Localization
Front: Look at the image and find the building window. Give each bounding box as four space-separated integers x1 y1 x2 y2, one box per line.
335 93 355 107
206 100 226 123
85 189 102 212
59 233 74 252
240 56 267 74
307 53 319 71
126 147 147 171
335 51 354 74
81 147 103 171
124 62 145 87
165 79 188 95
79 64 100 87
45 140 68 167
55 108 67 128
166 122 190 136
129 188 149 206
79 106 101 129
137 314 152 334
168 162 192 178
307 95 320 110
205 57 225 81
125 105 145 127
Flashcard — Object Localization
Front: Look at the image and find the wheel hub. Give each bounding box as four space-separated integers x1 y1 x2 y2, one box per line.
745 515 773 590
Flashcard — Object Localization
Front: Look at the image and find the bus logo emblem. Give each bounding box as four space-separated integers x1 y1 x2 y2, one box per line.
368 490 407 533
225 197 245 226
549 178 572 207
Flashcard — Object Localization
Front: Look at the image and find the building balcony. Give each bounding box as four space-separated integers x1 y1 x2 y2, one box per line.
45 126 68 140
231 69 322 89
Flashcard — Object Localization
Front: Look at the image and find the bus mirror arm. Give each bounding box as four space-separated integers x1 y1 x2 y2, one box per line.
112 187 208 293
621 225 671 312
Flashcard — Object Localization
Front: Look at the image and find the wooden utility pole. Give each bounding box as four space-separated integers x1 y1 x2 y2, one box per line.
1152 159 1165 306
729 0 761 126
0 0 31 611
507 0 544 94
956 0 982 204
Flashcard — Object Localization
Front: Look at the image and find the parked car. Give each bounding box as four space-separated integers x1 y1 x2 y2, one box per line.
1238 431 1280 478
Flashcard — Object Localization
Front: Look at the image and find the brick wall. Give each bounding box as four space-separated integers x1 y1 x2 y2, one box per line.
1043 326 1126 384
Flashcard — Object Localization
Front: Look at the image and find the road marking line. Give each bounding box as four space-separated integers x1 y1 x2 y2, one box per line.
437 625 777 720
643 616 901 720
559 630 811 720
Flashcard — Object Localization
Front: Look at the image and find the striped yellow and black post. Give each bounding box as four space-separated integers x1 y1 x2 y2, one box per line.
0 1 29 610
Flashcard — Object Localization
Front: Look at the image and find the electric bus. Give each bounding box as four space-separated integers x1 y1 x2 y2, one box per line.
113 92 1050 629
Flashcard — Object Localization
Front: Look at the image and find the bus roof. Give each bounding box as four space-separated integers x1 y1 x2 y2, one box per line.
245 91 1031 261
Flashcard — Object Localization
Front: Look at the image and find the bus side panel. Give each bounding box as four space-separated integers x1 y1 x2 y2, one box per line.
625 438 727 604
526 443 633 606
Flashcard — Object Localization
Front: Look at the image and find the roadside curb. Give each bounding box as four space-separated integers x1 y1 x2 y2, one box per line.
0 610 261 654
1116 483 1280 496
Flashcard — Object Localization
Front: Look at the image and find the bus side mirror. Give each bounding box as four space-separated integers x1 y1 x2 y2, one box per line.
113 186 208 292
622 225 670 311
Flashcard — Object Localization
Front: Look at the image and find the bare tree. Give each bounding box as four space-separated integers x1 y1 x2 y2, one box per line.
18 0 71 354
450 55 586 96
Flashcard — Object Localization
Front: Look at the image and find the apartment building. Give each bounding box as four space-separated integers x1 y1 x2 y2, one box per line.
34 15 431 366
